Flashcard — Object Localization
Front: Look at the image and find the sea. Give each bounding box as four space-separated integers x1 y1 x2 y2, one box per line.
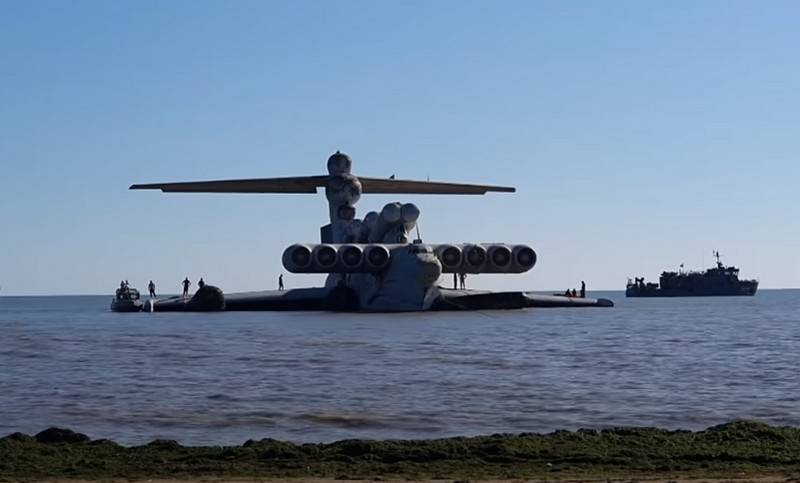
1 290 799 446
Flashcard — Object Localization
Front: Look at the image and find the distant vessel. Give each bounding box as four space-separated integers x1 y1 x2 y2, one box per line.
626 252 758 297
111 286 143 312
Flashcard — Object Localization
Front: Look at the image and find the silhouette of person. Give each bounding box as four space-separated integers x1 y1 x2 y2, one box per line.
148 280 156 298
453 272 458 289
182 277 191 297
571 288 577 297
278 274 284 291
459 272 467 290
120 280 126 290
564 288 571 296
198 278 205 289
580 281 586 298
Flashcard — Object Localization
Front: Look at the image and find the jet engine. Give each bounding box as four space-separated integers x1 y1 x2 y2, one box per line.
462 244 488 273
364 244 391 271
313 244 338 271
400 203 419 233
512 244 537 272
435 244 463 272
282 243 392 273
368 202 402 243
432 243 537 274
487 244 513 272
282 244 314 272
338 244 364 270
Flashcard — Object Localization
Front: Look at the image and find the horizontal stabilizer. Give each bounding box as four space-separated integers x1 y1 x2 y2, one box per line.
129 175 329 193
130 175 515 195
358 177 515 194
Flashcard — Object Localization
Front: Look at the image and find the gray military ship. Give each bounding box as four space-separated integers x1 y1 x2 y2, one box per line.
626 252 758 297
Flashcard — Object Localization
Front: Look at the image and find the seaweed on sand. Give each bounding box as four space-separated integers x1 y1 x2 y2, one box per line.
3 421 800 479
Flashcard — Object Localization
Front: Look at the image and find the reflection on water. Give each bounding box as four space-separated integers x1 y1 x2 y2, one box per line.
1 291 799 445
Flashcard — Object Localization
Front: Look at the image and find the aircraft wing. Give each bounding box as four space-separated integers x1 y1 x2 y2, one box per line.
129 175 329 193
358 177 515 194
130 174 515 195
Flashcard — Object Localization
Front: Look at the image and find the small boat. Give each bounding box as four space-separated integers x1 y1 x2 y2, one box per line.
111 286 143 312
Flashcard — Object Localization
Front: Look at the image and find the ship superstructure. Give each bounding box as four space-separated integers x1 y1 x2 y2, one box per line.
626 252 758 297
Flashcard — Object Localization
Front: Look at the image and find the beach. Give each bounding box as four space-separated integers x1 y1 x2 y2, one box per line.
3 421 800 481
11 479 798 483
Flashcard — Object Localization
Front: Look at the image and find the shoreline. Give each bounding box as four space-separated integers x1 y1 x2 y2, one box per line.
5 479 797 483
3 421 800 481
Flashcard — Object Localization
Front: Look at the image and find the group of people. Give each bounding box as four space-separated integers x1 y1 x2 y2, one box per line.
452 272 468 290
119 280 157 297
180 277 206 297
564 281 587 298
117 278 207 299
164 275 285 296
120 275 286 299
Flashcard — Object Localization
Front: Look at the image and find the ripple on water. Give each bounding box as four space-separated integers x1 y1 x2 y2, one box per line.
1 291 800 445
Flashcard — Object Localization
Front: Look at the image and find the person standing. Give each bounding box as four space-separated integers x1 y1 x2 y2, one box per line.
148 280 156 298
182 277 191 297
453 272 458 289
198 278 205 289
278 274 284 291
459 272 467 290
580 281 586 298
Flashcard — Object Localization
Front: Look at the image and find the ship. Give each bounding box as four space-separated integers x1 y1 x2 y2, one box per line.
130 151 614 312
626 251 758 297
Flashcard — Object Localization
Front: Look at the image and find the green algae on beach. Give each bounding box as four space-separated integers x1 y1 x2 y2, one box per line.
3 421 800 480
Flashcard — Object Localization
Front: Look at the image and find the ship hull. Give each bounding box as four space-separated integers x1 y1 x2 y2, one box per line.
147 286 614 312
626 281 758 297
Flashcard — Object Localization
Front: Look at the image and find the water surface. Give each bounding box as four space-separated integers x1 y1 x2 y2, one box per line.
1 290 799 445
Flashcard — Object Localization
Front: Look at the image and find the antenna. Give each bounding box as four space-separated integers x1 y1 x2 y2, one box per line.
413 222 423 244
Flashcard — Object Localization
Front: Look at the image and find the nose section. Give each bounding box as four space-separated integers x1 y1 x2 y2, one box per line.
417 252 442 285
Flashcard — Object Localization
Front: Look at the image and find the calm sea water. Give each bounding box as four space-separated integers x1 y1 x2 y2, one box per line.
1 290 799 445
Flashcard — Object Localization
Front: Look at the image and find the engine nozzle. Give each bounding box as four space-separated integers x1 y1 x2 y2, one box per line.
432 243 537 274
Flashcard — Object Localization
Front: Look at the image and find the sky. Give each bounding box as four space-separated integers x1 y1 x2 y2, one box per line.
1 0 798 295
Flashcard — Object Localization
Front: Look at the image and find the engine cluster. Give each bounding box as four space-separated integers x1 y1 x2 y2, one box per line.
283 243 392 273
434 243 536 274
282 242 536 275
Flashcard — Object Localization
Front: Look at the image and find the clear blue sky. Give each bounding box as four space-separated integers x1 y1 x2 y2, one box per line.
1 0 798 295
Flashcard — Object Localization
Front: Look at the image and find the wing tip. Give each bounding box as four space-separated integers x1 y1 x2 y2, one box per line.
129 184 159 191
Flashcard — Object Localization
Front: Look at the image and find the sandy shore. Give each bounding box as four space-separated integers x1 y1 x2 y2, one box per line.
3 422 800 481
12 478 798 483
